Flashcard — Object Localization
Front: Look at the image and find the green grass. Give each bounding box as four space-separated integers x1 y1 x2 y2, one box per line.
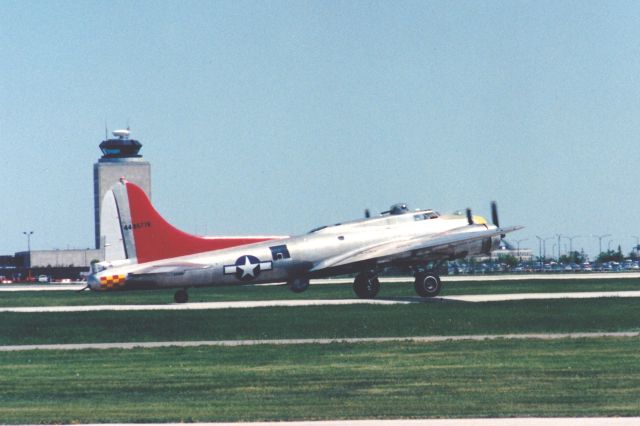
1 298 639 345
0 338 639 423
1 278 639 422
2 277 640 307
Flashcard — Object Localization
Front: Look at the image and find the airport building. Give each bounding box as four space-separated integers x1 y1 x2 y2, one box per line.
1 129 153 281
14 249 102 269
93 129 151 249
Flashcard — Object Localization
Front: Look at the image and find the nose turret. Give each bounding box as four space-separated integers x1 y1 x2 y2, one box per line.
87 274 102 291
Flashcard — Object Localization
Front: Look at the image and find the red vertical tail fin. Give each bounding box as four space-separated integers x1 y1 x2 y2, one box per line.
108 180 282 263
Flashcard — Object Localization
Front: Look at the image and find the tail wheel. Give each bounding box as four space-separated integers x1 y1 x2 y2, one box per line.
414 272 442 297
353 272 381 299
174 289 188 303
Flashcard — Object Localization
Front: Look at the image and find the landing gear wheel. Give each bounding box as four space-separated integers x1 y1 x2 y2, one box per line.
414 272 442 297
353 272 381 299
174 289 188 303
288 277 310 293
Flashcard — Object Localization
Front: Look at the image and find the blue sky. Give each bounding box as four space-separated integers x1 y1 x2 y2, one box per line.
2 1 640 259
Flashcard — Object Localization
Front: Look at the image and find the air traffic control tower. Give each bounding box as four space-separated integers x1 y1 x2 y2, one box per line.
93 129 151 249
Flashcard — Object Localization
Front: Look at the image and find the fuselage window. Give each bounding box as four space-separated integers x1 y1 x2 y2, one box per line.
270 245 291 261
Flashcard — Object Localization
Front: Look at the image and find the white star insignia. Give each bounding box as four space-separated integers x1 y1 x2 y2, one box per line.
237 256 258 278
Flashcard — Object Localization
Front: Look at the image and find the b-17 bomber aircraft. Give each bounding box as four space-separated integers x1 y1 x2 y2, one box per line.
88 180 522 303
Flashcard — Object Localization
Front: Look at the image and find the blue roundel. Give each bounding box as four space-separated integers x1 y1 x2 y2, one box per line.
234 255 262 281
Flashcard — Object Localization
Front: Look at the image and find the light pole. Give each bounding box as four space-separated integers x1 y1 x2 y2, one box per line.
516 238 528 261
22 231 34 279
563 235 582 262
556 234 562 261
535 236 544 264
593 234 611 260
544 237 554 261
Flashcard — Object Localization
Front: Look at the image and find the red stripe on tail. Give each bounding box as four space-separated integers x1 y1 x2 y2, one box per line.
126 182 277 263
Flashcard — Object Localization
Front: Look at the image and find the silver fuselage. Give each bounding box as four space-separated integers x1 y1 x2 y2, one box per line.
89 210 497 291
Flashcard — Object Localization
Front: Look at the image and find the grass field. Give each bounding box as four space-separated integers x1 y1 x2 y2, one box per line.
1 277 639 422
0 338 639 423
0 298 639 345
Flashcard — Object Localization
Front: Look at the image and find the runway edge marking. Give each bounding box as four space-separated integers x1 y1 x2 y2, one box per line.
1 332 638 352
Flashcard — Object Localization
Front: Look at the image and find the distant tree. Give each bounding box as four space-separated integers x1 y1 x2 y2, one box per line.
596 250 624 263
559 250 586 265
497 254 518 268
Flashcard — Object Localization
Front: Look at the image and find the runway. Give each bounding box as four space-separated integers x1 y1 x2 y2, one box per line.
1 290 639 313
1 331 637 352
0 284 87 291
1 272 639 292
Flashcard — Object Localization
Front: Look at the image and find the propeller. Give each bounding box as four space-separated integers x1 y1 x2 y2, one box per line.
365 209 371 218
466 208 473 225
491 201 505 238
491 201 499 228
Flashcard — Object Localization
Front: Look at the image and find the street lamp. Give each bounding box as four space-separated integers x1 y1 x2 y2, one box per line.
22 231 34 279
563 235 582 262
515 238 528 261
592 234 611 258
543 237 555 260
535 236 554 262
22 230 33 259
535 236 544 263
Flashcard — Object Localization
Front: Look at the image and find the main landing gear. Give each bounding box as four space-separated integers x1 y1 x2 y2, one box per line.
353 272 380 299
174 288 188 303
413 271 442 297
351 270 442 299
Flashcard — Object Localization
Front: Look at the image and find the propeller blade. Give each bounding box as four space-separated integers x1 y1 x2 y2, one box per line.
491 201 499 228
491 201 506 238
364 209 371 218
466 208 473 225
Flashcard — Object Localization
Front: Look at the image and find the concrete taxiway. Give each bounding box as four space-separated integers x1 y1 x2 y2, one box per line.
1 272 639 293
1 290 639 313
1 331 637 352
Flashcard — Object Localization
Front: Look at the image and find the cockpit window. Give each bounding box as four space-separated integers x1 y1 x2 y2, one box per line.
414 211 439 221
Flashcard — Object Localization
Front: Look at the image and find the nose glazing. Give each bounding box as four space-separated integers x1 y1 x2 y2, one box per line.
87 274 101 291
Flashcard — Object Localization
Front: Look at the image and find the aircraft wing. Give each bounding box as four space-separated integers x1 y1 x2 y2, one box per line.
310 225 523 272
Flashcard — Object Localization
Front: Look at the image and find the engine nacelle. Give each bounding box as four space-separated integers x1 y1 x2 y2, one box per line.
449 236 499 259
